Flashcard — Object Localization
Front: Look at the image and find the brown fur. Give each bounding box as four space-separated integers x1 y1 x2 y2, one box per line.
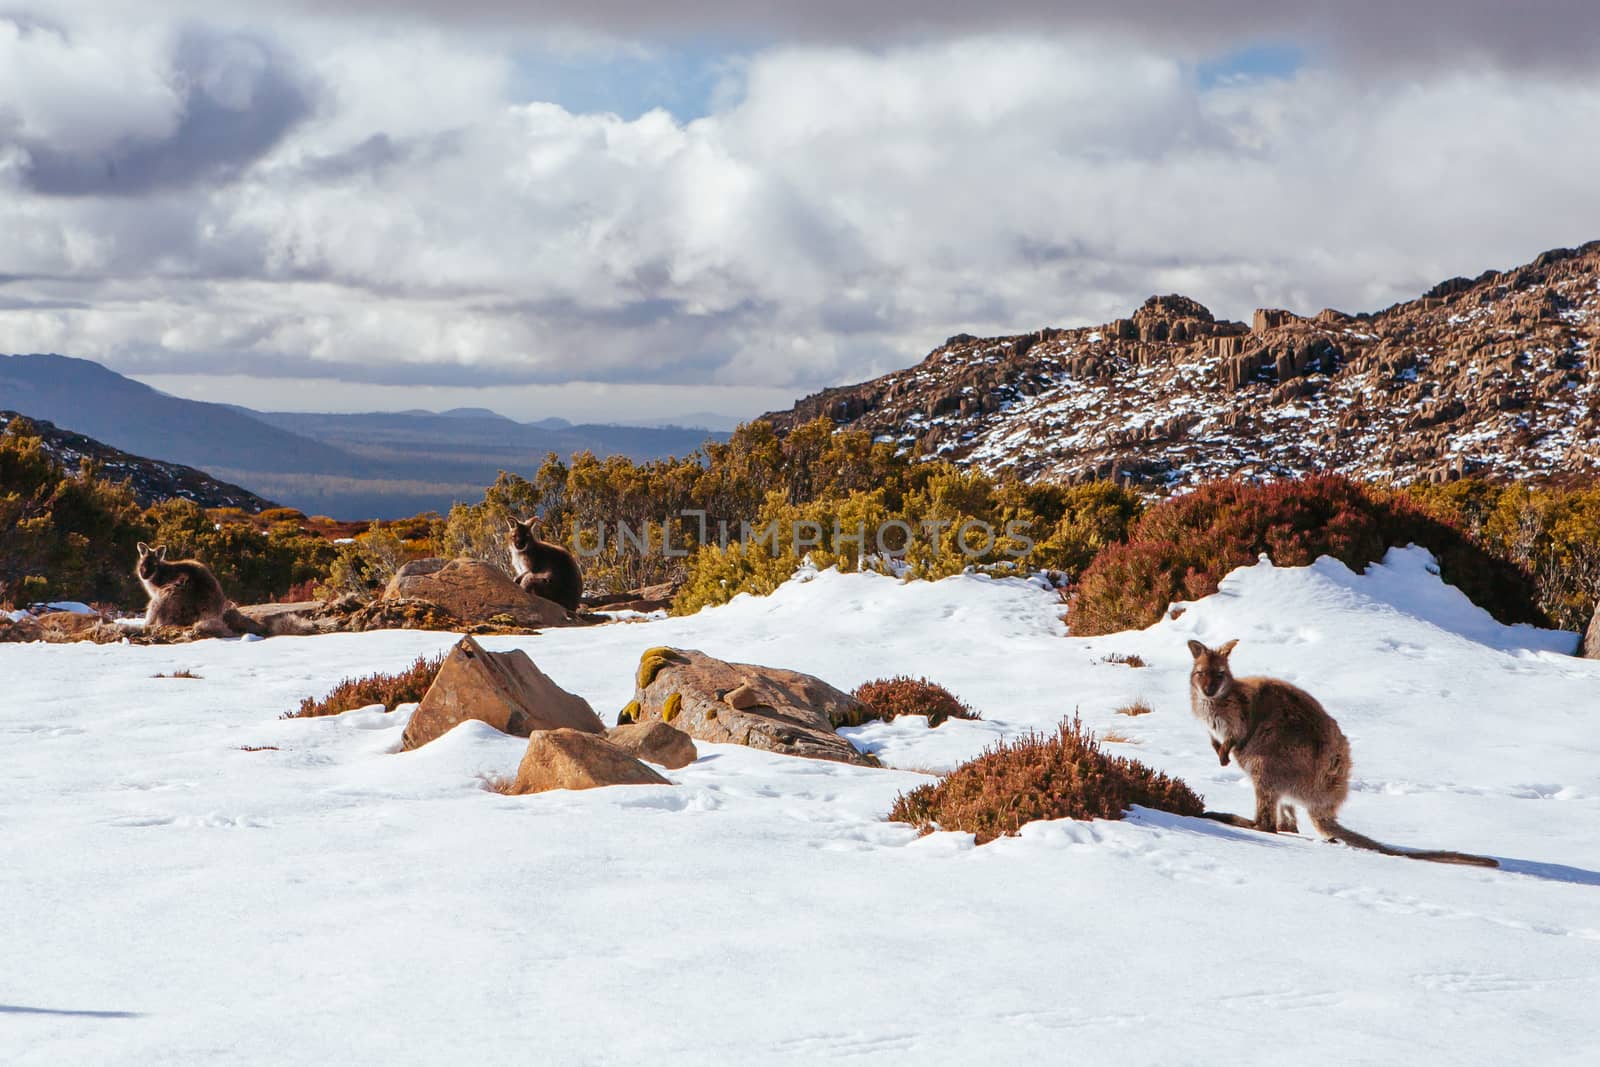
135 543 305 639
506 517 583 612
1187 639 1496 868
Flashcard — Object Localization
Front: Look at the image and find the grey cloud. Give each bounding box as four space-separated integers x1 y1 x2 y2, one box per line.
249 0 1600 72
13 27 313 196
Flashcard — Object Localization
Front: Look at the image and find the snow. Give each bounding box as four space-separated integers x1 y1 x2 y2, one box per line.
4 551 1599 1064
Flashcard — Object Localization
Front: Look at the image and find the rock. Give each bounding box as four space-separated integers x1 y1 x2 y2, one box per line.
346 596 465 634
1584 602 1600 660
402 635 604 750
384 558 571 628
35 610 108 638
509 729 671 794
627 647 878 766
606 721 697 770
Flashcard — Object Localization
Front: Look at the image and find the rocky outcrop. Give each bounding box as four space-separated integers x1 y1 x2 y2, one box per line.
402 635 604 750
1584 602 1600 660
605 721 697 770
384 558 573 628
509 729 671 794
623 647 877 766
760 240 1600 490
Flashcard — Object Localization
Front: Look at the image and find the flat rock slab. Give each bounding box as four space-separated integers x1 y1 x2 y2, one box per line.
627 647 877 767
385 558 572 628
402 635 604 751
605 721 697 770
511 729 671 794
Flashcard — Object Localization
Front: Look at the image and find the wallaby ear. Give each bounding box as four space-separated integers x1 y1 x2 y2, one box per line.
137 542 150 556
505 517 519 533
156 545 168 560
1217 639 1239 657
1186 639 1207 660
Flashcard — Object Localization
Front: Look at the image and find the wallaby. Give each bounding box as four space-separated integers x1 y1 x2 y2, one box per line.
1187 639 1497 868
506 516 583 612
135 543 303 638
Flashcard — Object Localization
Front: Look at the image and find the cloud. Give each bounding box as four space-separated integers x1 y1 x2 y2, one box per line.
0 19 313 196
112 0 1600 73
2 8 1600 420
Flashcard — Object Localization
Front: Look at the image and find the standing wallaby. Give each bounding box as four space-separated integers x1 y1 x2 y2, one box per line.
1187 639 1496 867
135 543 282 638
506 517 583 612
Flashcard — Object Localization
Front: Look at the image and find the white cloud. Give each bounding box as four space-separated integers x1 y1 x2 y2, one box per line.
3 8 1600 421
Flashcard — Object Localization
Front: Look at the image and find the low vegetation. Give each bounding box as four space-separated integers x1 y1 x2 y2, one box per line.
850 676 981 728
1069 475 1547 636
7 409 1598 636
1115 699 1154 717
887 716 1204 844
285 654 444 719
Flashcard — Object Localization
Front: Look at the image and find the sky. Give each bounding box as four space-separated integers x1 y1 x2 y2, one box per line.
3 2 1600 424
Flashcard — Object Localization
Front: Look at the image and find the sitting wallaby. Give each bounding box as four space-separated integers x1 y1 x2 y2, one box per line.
136 543 284 638
506 516 583 612
1187 639 1496 867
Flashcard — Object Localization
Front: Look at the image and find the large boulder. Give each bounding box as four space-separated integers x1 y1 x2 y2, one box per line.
510 729 671 794
622 647 878 766
384 558 571 628
1584 602 1600 660
402 635 604 750
606 721 697 770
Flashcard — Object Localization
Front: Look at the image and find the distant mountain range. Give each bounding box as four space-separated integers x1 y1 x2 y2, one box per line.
1 410 276 512
765 241 1600 488
0 354 729 518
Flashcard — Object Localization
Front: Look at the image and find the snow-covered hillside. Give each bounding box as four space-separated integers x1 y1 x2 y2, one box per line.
4 550 1598 1064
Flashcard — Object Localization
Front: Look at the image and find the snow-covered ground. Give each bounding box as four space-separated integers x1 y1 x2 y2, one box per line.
4 549 1598 1065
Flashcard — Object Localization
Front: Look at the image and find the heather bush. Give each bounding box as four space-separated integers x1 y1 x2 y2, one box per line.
887 716 1203 844
1070 475 1544 635
850 677 981 728
285 654 444 719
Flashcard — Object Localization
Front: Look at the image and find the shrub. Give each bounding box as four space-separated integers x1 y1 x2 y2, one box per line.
1408 479 1600 631
850 676 981 728
1070 475 1544 635
1115 699 1153 717
285 654 443 719
1101 653 1146 668
887 716 1203 844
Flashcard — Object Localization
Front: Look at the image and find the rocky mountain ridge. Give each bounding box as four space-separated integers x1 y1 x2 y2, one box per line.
765 241 1600 487
0 411 275 511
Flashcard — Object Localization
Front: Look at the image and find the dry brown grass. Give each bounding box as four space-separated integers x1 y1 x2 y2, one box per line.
1098 729 1140 744
1101 652 1147 668
239 745 279 752
887 715 1203 844
153 669 201 679
479 773 518 795
1115 699 1154 717
849 676 982 728
284 654 443 719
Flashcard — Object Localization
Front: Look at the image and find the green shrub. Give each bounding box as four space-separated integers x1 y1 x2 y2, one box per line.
888 716 1203 844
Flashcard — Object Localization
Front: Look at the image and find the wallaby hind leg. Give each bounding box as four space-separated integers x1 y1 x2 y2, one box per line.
1253 788 1282 834
1277 804 1300 835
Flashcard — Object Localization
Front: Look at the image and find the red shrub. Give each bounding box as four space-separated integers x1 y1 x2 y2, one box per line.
1070 476 1543 635
285 654 443 719
850 676 981 728
887 716 1203 844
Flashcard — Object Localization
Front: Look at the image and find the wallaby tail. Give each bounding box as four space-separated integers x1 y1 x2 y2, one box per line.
1311 815 1498 868
220 606 312 638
